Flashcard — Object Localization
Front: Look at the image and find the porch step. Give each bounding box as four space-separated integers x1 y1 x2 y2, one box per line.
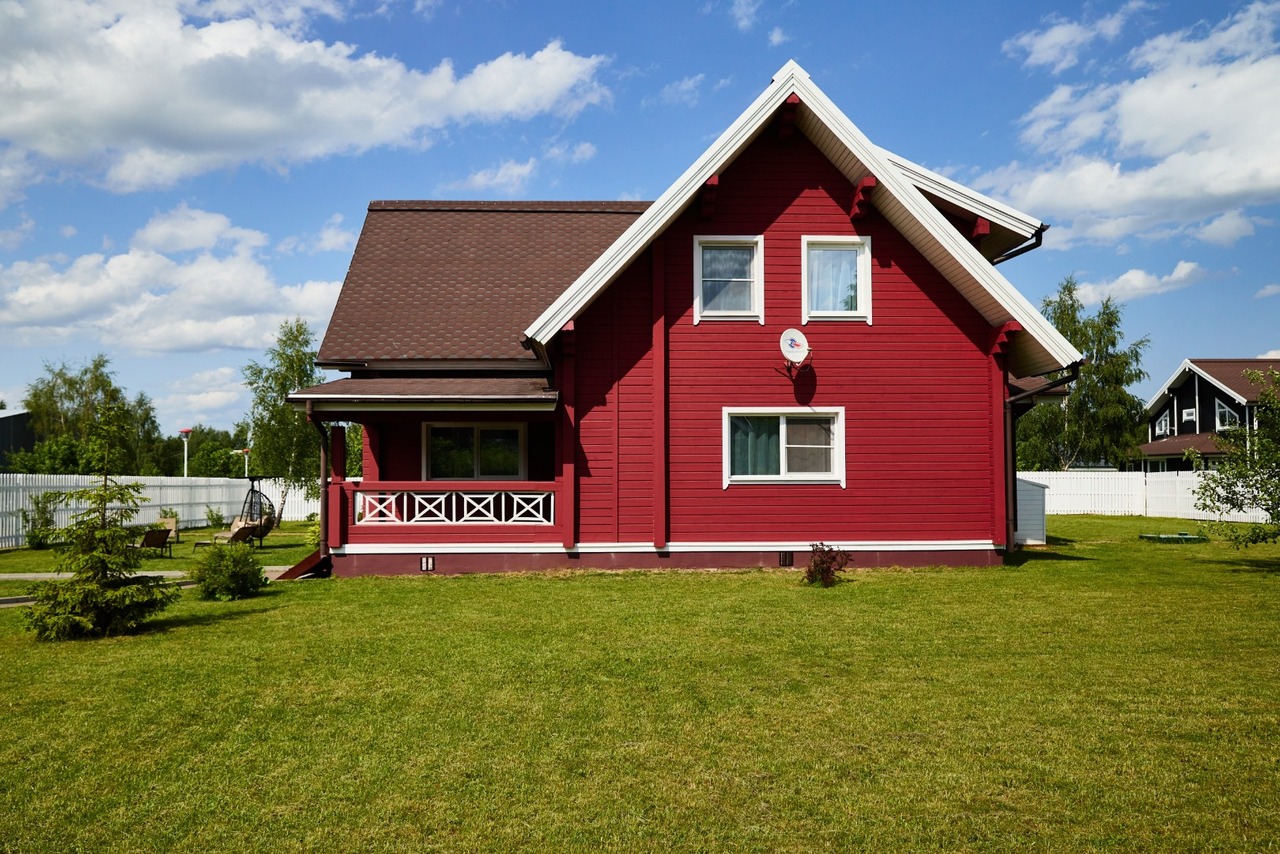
277 549 332 580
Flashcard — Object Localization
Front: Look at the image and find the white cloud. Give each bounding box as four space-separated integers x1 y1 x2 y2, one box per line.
545 141 596 163
1255 283 1280 298
0 1 609 201
277 213 356 254
1197 209 1256 246
1260 349 1280 358
768 27 788 47
650 74 706 108
731 0 762 31
0 204 340 351
445 158 538 195
1076 260 1206 304
59 225 77 238
157 365 246 427
979 3 1280 248
1003 1 1149 74
0 213 34 250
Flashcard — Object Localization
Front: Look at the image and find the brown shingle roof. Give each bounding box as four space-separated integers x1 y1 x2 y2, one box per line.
289 377 558 409
318 201 650 365
1139 432 1223 458
1189 359 1280 402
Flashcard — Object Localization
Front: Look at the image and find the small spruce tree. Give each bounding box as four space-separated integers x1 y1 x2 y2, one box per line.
22 404 178 641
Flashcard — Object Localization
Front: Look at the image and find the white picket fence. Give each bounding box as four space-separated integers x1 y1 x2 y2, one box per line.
0 475 320 549
1016 471 1269 523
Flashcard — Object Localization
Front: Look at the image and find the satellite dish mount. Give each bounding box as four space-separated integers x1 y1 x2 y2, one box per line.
779 328 813 377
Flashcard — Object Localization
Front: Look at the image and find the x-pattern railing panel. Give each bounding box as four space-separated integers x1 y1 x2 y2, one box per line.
356 489 553 525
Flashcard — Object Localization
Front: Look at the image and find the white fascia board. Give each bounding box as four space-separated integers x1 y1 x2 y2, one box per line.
1145 360 1247 412
790 77 1082 374
525 60 1081 375
524 63 807 345
876 148 1044 238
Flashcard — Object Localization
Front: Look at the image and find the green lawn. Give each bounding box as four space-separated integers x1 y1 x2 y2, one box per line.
1 516 1277 851
0 522 315 597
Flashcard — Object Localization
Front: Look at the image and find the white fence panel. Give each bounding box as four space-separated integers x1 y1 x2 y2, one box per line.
1017 470 1268 523
0 475 321 549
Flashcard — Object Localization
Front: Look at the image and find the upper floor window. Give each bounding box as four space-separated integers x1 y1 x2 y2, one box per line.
694 236 764 324
802 236 872 324
1155 410 1170 436
1216 399 1240 430
424 423 525 480
722 407 845 488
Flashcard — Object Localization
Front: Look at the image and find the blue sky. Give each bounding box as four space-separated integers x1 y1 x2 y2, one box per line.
1 0 1277 433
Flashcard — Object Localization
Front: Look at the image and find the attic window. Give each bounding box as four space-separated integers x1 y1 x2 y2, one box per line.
1155 411 1170 437
802 236 872 324
1216 400 1240 431
694 236 765 324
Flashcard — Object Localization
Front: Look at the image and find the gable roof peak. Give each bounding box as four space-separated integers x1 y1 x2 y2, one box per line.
772 59 810 83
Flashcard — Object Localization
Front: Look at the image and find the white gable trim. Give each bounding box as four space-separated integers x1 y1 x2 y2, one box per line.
1145 359 1249 413
523 60 1081 377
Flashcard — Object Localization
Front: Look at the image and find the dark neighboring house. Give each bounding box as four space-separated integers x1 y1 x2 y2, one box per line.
289 61 1083 575
0 409 35 472
1140 358 1280 472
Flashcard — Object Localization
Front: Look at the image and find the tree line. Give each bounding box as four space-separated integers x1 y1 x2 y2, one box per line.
5 319 358 498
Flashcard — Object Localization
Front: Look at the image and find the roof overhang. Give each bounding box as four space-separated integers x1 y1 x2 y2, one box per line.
1145 359 1249 414
523 60 1082 378
288 377 559 415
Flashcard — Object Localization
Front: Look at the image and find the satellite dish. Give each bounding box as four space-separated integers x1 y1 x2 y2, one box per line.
780 328 810 363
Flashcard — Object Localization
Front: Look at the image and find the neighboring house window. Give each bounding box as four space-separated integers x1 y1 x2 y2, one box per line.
423 424 525 479
1181 408 1195 422
722 408 845 488
1155 411 1170 436
802 236 872 324
1149 459 1167 473
694 236 765 324
1216 400 1240 430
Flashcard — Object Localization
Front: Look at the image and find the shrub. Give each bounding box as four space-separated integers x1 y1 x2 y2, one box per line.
191 543 266 601
805 542 852 587
158 507 179 523
24 576 179 641
305 517 321 549
20 491 59 550
205 506 226 529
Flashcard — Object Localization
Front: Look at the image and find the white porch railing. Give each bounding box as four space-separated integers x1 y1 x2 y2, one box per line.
354 488 554 525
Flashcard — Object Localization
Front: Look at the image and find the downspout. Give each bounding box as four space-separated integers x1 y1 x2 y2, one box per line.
306 401 330 559
1003 359 1084 554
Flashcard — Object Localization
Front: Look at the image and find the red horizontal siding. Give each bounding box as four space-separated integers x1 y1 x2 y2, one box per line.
567 127 999 549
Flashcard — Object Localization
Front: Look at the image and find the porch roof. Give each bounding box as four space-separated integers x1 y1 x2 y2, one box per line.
289 377 559 413
1139 432 1222 458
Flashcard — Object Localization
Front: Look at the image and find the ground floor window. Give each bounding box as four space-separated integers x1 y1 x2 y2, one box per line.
424 424 525 479
722 408 845 488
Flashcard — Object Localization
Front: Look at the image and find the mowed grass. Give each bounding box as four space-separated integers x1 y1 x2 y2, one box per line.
1 516 1278 852
0 522 316 597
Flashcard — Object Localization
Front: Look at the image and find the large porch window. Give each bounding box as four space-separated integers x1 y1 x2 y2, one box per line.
423 423 525 480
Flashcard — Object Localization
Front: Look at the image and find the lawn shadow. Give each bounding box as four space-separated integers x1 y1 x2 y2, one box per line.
1005 548 1094 567
1220 556 1280 574
1046 534 1077 546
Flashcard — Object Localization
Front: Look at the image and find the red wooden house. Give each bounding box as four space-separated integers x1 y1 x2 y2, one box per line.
290 61 1082 575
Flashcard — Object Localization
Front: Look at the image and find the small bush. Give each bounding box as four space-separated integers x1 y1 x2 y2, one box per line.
205 506 226 529
305 517 321 549
191 543 266 601
805 542 852 587
159 507 179 523
24 576 179 641
21 492 59 550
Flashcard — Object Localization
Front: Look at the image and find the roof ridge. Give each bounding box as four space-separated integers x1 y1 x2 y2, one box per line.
368 200 652 213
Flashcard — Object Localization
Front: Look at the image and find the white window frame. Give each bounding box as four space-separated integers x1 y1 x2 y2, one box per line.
1180 407 1196 422
1215 399 1240 431
422 422 527 480
693 235 765 325
721 407 846 489
801 235 872 324
1155 410 1170 436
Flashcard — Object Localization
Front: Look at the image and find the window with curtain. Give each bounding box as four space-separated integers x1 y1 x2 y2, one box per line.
426 424 524 479
694 236 764 323
802 236 871 323
724 409 844 487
